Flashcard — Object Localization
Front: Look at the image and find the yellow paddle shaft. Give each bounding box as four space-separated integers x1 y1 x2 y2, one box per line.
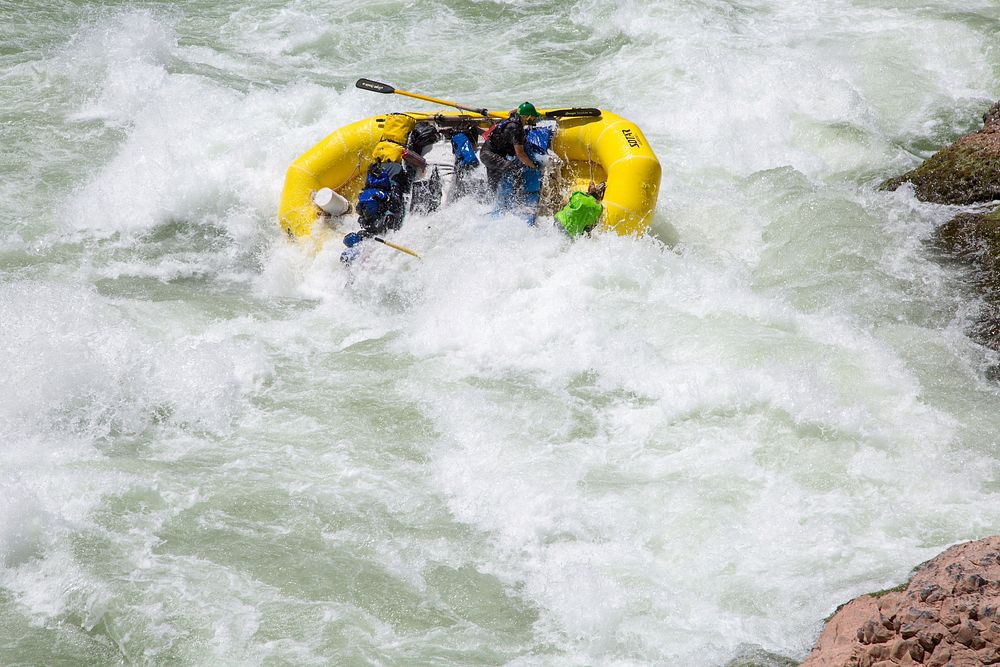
391 89 507 119
374 236 421 259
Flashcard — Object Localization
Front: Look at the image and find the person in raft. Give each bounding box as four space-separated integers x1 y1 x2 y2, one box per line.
495 125 553 224
479 102 542 197
555 181 606 236
343 115 435 259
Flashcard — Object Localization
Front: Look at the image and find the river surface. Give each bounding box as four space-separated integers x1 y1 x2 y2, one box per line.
3 1 1000 665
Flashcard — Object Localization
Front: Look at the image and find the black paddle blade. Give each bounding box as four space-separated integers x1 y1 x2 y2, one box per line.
356 78 394 94
545 107 602 119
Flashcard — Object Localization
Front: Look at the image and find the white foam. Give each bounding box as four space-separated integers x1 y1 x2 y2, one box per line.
6 1 1000 664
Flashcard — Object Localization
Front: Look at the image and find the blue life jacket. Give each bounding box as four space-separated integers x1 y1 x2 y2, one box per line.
364 164 393 192
357 161 408 232
357 188 389 222
451 133 479 169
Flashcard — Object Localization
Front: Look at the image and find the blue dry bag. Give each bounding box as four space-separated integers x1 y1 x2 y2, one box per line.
524 127 552 159
522 127 552 195
451 133 480 168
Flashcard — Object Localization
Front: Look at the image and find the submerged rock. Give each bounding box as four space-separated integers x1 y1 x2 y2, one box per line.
936 209 1000 283
802 536 1000 667
882 101 1000 205
883 100 1000 353
935 207 1000 357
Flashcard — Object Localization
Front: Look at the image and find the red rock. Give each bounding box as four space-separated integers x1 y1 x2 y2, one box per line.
927 647 951 667
942 611 962 627
985 654 1000 666
959 574 989 594
917 630 943 652
954 621 986 649
925 588 946 604
864 619 893 644
950 647 988 667
889 638 909 660
980 647 1000 665
803 537 1000 667
868 644 890 661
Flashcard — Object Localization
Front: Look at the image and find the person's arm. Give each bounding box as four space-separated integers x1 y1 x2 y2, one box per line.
514 143 537 168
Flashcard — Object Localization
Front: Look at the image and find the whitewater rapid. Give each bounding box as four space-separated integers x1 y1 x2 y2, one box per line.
3 1 1000 665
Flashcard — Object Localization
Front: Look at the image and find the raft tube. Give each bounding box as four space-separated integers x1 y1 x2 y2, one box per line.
277 110 661 238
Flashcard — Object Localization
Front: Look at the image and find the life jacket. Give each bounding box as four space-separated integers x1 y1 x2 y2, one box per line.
364 162 394 191
371 113 416 163
483 116 523 156
357 188 390 224
555 191 603 236
357 162 407 232
451 132 479 168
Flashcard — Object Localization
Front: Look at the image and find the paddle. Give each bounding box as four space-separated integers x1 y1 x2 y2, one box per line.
343 231 421 260
544 108 602 119
373 236 421 259
356 78 603 122
356 78 505 119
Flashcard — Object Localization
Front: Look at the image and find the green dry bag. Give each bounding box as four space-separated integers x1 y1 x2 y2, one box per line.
555 191 603 236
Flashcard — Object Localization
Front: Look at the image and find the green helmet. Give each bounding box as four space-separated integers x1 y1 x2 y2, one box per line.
516 102 540 118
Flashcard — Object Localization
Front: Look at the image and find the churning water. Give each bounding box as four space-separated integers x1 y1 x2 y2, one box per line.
3 1 1000 664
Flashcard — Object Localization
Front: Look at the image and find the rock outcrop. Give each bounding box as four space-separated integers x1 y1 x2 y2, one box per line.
882 101 1000 205
882 100 1000 353
936 209 1000 290
802 536 1000 667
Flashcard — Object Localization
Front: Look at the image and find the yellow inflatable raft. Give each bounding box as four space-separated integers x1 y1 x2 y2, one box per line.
278 110 660 239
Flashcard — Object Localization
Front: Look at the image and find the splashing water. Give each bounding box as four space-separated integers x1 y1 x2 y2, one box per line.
3 1 1000 664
